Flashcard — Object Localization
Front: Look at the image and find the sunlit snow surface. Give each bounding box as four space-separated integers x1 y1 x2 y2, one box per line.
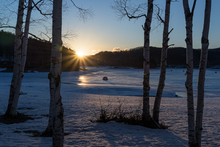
0 67 219 147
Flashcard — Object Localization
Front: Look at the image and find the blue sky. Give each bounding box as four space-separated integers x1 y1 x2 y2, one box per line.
62 0 219 55
1 0 219 55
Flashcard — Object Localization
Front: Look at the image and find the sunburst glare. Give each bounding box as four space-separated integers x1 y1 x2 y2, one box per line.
62 49 97 71
76 51 84 57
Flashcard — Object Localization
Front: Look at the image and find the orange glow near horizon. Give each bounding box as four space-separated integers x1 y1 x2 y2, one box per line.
62 50 97 71
76 51 84 58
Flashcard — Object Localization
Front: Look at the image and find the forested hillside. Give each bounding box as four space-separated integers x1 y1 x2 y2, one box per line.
85 46 220 68
1 30 220 70
0 31 79 71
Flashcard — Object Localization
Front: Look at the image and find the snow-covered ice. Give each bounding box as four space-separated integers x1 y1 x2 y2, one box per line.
0 67 219 146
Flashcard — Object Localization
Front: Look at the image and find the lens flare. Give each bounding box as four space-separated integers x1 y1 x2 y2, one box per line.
76 51 84 57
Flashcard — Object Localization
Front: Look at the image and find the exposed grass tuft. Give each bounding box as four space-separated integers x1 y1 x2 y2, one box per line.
96 98 167 129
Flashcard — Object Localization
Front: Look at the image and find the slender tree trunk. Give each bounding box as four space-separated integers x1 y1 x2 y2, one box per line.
20 0 33 79
5 0 25 116
142 0 153 124
13 0 33 116
183 0 197 146
50 0 64 146
195 1 211 146
153 0 171 124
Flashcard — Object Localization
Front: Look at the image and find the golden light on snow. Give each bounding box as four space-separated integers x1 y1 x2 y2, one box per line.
78 76 87 85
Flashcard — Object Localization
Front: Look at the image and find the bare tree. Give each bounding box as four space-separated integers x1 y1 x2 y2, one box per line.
3 0 50 118
41 0 93 137
5 0 28 117
153 0 172 124
112 0 163 128
183 0 197 146
5 0 24 116
142 0 154 125
183 0 211 146
113 0 175 127
113 0 154 126
196 1 211 146
49 0 64 146
69 0 93 22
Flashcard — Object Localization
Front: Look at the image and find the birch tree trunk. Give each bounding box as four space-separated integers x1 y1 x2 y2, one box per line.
5 0 25 116
12 0 33 117
142 0 153 124
183 0 197 146
50 0 64 146
153 0 171 124
195 1 211 146
20 0 33 83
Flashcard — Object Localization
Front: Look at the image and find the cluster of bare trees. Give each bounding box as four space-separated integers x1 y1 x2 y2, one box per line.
113 0 211 146
2 0 63 146
113 0 171 126
1 0 212 146
183 0 211 146
1 0 88 146
6 0 33 117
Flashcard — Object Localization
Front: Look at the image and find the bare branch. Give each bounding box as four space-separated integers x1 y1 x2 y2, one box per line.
0 25 16 29
183 0 197 17
183 0 190 17
40 32 52 42
112 0 147 21
36 26 52 42
168 44 175 47
168 28 174 36
62 28 77 40
69 0 93 22
32 0 52 17
0 24 49 42
155 5 165 23
191 0 197 15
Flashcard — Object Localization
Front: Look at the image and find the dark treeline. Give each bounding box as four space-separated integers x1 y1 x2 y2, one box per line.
85 46 220 68
1 30 220 70
0 31 79 71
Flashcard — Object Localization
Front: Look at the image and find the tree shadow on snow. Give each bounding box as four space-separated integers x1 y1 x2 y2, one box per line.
94 122 187 146
0 112 34 124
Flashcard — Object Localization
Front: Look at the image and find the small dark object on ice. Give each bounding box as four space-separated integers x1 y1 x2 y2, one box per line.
103 76 108 80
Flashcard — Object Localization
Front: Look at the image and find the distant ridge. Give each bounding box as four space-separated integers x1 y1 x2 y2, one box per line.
0 30 79 71
84 46 220 69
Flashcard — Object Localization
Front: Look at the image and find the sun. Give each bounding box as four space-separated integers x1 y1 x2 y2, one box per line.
76 51 84 57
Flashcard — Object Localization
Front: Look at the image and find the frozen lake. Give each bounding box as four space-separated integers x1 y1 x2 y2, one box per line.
1 66 218 98
0 67 219 146
61 66 220 98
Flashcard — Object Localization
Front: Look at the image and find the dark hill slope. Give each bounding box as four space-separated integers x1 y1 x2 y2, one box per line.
0 31 79 71
85 47 220 68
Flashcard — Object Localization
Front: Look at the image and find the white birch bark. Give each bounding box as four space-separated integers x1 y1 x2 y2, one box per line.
5 0 25 116
142 0 153 123
153 0 171 124
50 0 64 146
11 0 33 117
195 0 211 146
183 0 197 146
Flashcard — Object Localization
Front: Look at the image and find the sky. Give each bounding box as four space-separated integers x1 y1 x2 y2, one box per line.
61 0 220 55
1 0 220 55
